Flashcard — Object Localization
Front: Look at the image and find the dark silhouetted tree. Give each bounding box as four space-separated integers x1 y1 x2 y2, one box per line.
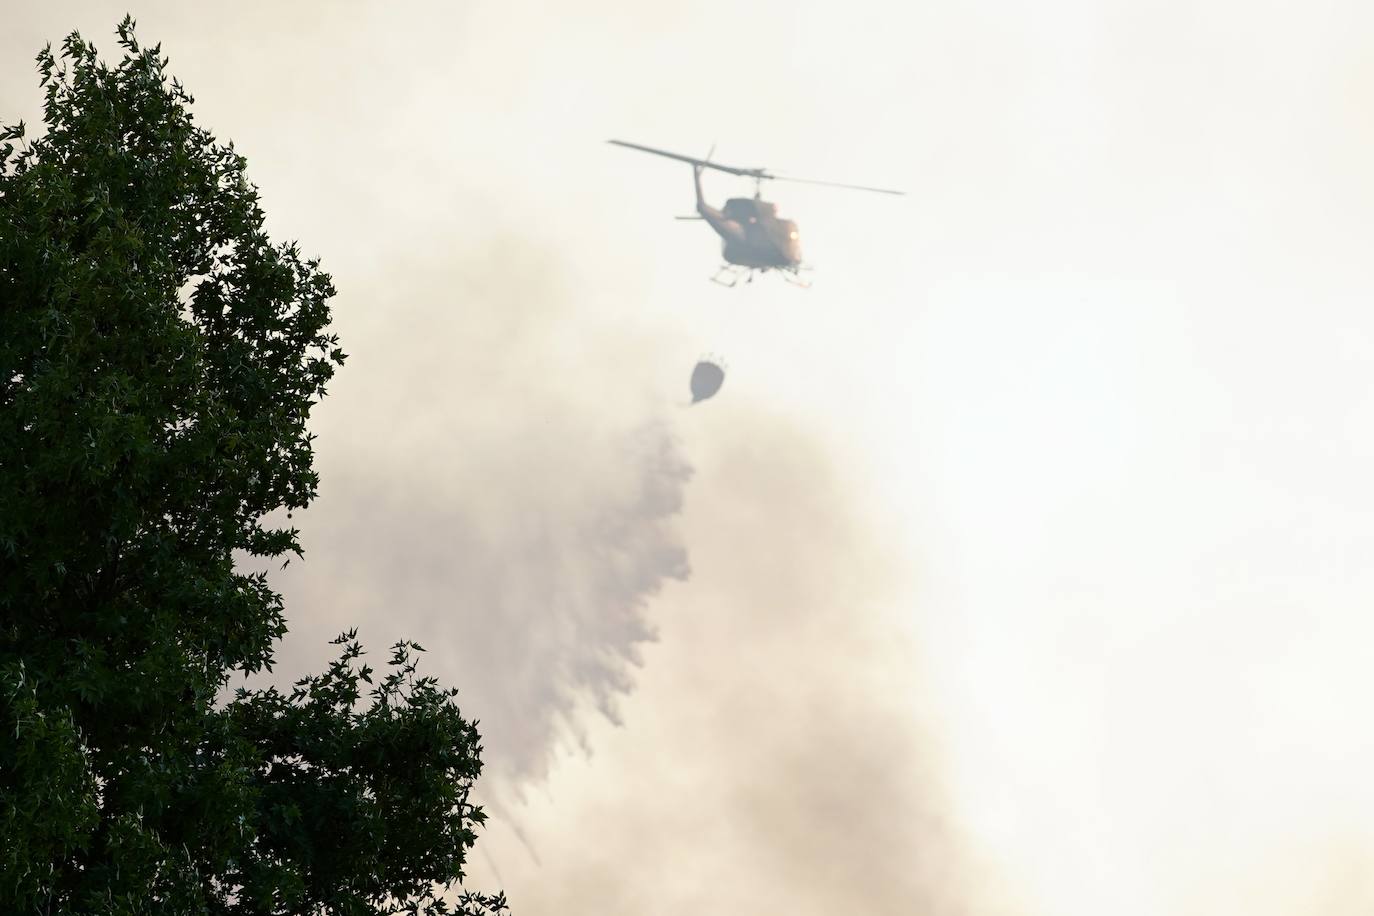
0 18 506 916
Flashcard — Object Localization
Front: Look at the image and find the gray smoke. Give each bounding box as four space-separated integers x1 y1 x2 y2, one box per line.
468 404 995 916
267 238 693 788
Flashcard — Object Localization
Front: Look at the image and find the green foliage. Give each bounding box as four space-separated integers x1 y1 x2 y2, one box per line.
0 18 505 915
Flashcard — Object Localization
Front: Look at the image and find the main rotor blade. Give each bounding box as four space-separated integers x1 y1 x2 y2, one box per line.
609 139 904 194
770 174 906 196
607 139 764 178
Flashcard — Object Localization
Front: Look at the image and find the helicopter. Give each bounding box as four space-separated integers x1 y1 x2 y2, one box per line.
609 139 904 286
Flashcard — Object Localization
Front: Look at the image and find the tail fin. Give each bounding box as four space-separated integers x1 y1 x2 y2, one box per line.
693 142 716 207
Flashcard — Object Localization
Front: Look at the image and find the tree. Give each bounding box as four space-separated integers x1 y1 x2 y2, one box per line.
0 18 506 915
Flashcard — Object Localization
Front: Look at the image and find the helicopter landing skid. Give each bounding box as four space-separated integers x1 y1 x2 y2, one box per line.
709 264 812 288
710 264 754 287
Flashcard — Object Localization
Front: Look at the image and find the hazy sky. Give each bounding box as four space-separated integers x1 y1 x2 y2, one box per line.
7 2 1374 914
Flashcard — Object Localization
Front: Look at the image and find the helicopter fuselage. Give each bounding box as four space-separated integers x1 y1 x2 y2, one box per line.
695 167 801 270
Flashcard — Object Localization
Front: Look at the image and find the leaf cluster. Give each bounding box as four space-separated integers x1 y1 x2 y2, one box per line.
0 19 504 915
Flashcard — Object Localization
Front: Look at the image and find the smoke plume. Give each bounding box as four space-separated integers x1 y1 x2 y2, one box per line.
269 239 693 788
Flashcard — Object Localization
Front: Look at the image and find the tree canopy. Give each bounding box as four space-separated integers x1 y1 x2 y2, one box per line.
0 18 504 915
